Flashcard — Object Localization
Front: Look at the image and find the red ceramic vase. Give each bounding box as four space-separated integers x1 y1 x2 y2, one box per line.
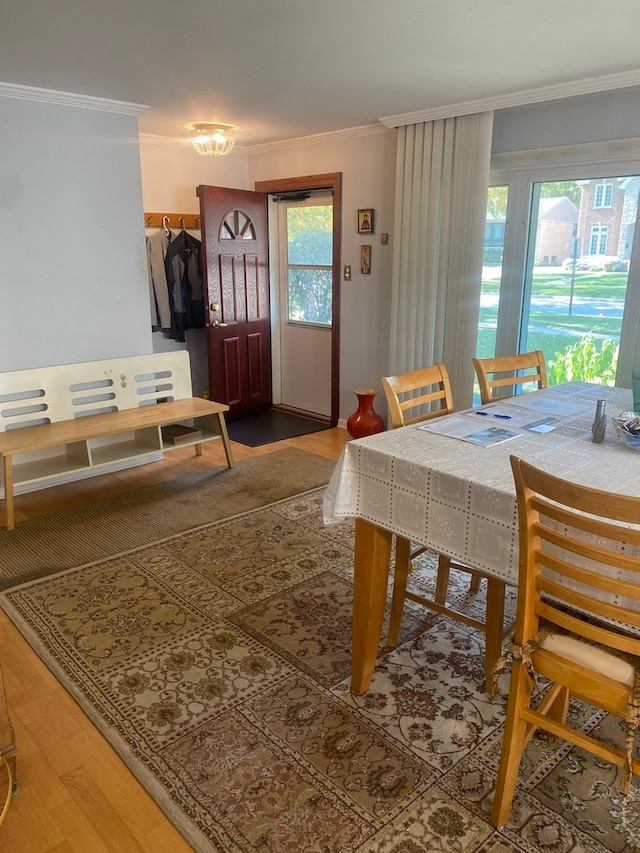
346 388 385 438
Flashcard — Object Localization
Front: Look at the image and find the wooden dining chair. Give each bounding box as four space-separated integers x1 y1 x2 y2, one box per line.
382 363 455 428
491 456 640 828
381 363 510 692
473 350 547 405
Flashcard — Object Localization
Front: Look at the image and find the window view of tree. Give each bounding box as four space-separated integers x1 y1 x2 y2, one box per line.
286 204 333 325
486 185 508 222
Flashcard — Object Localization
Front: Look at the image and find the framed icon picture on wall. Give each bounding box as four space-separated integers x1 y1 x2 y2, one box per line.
358 209 374 234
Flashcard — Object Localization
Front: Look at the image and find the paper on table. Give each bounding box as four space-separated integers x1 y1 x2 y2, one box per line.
527 420 557 433
417 415 523 446
463 403 560 431
461 426 523 447
500 395 589 418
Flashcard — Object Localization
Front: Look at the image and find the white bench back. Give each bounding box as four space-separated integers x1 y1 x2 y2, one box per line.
0 352 195 431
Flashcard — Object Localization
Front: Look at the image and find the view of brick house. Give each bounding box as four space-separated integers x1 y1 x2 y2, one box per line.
487 177 640 268
535 196 578 265
575 178 625 261
539 178 639 267
617 175 640 261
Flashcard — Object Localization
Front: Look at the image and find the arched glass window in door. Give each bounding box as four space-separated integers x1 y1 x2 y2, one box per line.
219 209 256 240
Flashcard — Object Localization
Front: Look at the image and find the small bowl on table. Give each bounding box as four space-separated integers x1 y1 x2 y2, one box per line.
611 411 640 449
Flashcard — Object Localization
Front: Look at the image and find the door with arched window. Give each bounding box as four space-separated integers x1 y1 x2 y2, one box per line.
197 184 271 419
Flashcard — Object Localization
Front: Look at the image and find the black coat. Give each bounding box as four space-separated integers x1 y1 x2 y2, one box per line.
164 230 205 342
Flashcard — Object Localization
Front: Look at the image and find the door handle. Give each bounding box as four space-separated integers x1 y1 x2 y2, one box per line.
210 302 220 312
211 320 228 328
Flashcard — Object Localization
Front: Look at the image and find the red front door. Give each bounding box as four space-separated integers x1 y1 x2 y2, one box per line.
197 185 271 420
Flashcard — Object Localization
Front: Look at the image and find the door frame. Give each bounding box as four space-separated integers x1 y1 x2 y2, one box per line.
255 172 342 426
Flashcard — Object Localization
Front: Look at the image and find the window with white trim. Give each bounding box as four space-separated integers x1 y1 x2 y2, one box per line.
485 141 640 391
594 183 613 207
589 225 609 254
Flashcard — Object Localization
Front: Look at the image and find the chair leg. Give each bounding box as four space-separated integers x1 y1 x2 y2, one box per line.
491 662 532 828
435 554 451 604
387 536 412 647
484 578 506 694
468 571 482 593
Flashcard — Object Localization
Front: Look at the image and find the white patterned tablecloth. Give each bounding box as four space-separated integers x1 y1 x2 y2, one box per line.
324 382 640 586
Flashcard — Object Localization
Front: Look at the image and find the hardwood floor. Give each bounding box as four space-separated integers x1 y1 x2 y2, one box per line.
0 427 349 851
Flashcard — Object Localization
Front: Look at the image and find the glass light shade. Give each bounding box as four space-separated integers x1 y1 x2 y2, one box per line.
191 123 235 156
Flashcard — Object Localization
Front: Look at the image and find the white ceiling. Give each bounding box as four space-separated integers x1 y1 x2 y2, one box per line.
3 0 640 148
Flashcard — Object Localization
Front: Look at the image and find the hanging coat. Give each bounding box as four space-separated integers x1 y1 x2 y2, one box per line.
164 230 205 342
146 227 173 332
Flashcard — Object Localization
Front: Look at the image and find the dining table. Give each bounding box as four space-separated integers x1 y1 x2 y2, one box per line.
323 381 640 695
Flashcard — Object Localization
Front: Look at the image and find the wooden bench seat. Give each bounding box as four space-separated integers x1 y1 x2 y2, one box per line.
0 352 234 529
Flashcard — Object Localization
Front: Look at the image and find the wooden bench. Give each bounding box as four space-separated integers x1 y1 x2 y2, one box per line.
0 352 234 529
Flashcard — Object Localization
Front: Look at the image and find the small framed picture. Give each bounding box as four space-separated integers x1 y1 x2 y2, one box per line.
358 209 374 234
360 245 371 275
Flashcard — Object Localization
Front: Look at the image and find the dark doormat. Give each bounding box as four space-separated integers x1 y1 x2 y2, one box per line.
226 408 330 447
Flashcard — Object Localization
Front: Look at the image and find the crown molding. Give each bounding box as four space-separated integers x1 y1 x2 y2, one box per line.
139 134 195 149
0 81 147 116
244 122 392 155
379 69 640 128
140 122 390 155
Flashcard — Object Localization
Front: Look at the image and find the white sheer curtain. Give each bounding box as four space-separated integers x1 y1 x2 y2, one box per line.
389 111 493 409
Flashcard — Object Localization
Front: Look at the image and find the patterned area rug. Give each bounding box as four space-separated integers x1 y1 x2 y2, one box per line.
0 448 336 589
2 488 640 851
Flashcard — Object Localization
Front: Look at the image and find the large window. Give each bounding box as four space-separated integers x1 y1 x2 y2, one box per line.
479 149 640 392
520 177 634 385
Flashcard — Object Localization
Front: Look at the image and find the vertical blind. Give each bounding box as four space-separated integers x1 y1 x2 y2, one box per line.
389 111 494 409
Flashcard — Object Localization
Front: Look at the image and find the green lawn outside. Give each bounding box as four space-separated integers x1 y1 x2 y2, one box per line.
480 271 628 299
476 270 626 379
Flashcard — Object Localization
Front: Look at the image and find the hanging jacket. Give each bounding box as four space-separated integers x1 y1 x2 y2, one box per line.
164 230 205 342
146 227 173 332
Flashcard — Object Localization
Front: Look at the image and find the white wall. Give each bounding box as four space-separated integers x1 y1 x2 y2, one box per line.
139 136 249 211
493 90 640 153
0 94 151 371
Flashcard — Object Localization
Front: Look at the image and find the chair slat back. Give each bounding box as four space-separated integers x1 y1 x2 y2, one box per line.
381 363 454 428
473 351 547 404
511 455 640 659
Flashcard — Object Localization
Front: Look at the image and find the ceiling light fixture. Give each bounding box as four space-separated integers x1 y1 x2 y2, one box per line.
190 122 236 156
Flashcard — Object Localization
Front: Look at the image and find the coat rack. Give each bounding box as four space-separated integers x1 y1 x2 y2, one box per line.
144 212 201 229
